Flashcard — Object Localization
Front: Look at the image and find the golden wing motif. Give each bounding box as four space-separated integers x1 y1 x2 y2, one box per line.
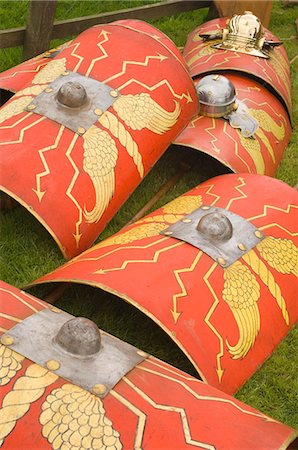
83 126 118 224
250 109 285 141
162 195 202 215
112 93 181 134
0 96 34 124
99 111 144 177
223 261 261 359
97 222 168 249
239 132 265 174
0 363 58 446
187 42 217 67
242 249 289 325
39 383 122 450
32 57 67 85
15 85 44 98
257 236 298 277
0 344 24 386
95 195 203 249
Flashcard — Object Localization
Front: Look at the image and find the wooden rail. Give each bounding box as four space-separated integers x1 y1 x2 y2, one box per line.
0 0 272 61
0 0 210 56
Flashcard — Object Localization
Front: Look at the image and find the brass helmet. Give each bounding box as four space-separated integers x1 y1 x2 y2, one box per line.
217 11 267 58
196 74 258 137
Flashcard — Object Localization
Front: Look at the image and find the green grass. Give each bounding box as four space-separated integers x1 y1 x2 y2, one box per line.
0 0 298 430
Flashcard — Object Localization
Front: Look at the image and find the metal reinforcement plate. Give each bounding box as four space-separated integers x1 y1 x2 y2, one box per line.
160 205 265 267
25 71 119 135
1 308 145 397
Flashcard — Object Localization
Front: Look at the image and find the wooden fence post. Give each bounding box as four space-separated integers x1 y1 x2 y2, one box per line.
22 0 57 61
209 1 272 27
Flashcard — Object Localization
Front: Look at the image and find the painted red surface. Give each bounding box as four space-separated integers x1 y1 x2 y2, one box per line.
0 281 297 449
35 173 298 394
183 17 291 120
174 73 291 176
0 20 198 259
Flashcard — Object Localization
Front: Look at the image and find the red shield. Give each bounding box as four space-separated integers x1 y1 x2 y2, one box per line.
0 43 70 100
34 173 298 394
0 280 297 449
0 20 198 259
183 18 292 121
174 73 291 176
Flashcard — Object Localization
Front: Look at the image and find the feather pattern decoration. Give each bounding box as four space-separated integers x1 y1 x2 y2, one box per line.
238 132 265 174
83 126 118 224
32 58 67 85
0 345 24 386
242 249 289 325
0 58 67 125
112 93 181 135
0 96 34 124
99 111 144 177
223 261 261 359
40 383 122 450
257 236 298 277
250 109 285 141
95 195 202 249
0 363 58 446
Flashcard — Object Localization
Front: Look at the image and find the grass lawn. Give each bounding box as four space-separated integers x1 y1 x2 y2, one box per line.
0 0 297 429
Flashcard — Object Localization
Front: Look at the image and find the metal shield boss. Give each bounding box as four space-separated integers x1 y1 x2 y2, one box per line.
174 72 291 176
0 281 297 449
33 173 298 395
0 20 198 259
183 15 292 121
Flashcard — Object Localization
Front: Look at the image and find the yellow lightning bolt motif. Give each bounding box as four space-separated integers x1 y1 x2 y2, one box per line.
85 30 111 77
68 42 84 72
0 62 48 82
205 118 222 153
94 241 184 274
110 390 146 450
102 53 168 84
0 287 38 313
136 362 275 421
116 78 193 103
171 251 203 324
225 176 247 210
222 122 254 173
65 134 82 247
247 204 298 225
122 376 215 449
198 183 220 207
203 262 225 383
63 237 169 269
33 126 65 202
0 117 45 146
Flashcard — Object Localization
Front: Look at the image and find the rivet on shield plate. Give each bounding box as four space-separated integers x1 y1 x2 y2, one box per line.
92 384 107 395
164 231 173 236
238 243 247 251
46 359 61 371
27 104 36 110
110 90 118 98
255 230 263 239
217 257 227 267
0 335 14 346
77 127 86 134
182 218 192 223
